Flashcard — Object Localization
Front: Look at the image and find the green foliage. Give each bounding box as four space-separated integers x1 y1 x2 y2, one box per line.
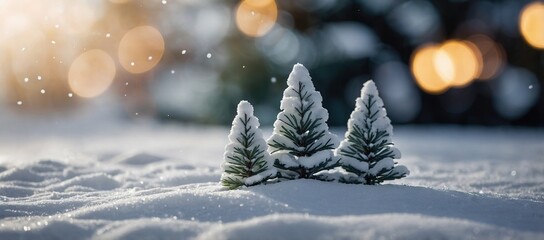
268 64 339 180
269 83 335 157
337 81 408 185
221 101 275 189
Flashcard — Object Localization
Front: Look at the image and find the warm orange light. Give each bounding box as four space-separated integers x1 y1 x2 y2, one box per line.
118 26 165 74
467 35 506 80
235 0 278 37
411 44 450 94
109 0 132 4
433 48 455 83
437 40 481 87
520 2 544 49
68 49 116 98
60 1 99 34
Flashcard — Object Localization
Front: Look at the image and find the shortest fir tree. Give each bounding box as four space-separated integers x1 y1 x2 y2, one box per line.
336 80 409 185
221 101 277 189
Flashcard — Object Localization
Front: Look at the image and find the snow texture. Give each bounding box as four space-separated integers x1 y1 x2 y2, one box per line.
0 119 543 239
267 63 339 179
336 80 408 184
221 101 276 189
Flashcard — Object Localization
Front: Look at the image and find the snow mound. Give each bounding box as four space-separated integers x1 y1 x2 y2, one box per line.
110 152 166 165
0 124 543 239
93 219 211 240
0 168 45 182
47 173 120 192
198 213 539 240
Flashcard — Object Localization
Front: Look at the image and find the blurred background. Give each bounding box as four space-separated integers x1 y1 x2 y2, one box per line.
0 0 542 127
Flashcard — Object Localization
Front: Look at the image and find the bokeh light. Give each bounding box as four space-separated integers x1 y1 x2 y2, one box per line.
235 0 278 37
493 67 540 119
109 0 132 4
374 61 421 123
387 0 440 45
519 2 544 49
467 35 506 80
411 44 450 94
0 1 541 125
411 40 482 94
118 26 165 74
68 49 116 98
438 40 482 87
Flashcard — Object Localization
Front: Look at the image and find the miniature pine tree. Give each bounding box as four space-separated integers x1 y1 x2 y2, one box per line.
221 101 277 189
336 80 409 185
267 63 339 180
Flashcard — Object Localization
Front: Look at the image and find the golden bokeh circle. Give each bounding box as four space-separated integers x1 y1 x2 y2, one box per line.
118 26 165 74
438 40 481 87
467 35 505 80
520 2 544 49
68 49 116 98
235 0 278 37
411 44 450 94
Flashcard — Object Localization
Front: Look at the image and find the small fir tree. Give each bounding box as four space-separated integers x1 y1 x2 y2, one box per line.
268 63 339 180
221 101 276 189
336 80 409 185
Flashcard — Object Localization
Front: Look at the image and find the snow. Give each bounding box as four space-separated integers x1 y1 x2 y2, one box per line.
221 101 276 189
0 121 543 239
336 80 406 183
297 150 334 169
268 64 339 179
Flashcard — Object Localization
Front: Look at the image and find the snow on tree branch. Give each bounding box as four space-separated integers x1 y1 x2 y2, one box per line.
336 80 409 184
267 63 339 180
221 100 276 189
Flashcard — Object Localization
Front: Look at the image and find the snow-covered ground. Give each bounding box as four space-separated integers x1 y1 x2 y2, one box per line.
0 120 543 239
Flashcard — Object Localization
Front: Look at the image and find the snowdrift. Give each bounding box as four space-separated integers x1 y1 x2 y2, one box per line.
0 124 543 239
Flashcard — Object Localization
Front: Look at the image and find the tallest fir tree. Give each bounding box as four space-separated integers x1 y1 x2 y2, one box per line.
268 63 339 180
